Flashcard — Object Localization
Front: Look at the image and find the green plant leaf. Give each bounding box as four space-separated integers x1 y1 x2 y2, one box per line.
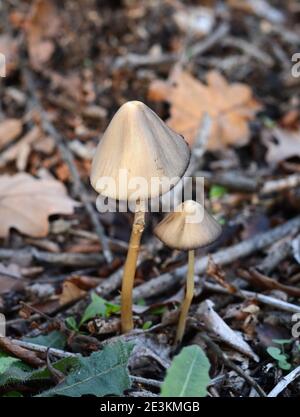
80 293 120 326
65 316 79 332
23 331 67 350
272 339 293 345
0 352 32 386
0 352 77 387
2 391 23 397
209 185 227 200
38 341 133 397
142 321 152 330
150 306 167 316
267 347 286 361
161 345 211 397
0 352 21 373
278 360 292 371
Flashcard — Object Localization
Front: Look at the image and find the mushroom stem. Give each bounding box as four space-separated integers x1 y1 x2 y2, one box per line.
121 208 145 333
175 249 195 344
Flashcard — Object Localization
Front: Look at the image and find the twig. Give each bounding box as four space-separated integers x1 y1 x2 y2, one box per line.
196 170 259 193
0 337 45 367
258 239 292 274
188 23 230 59
131 215 300 301
197 332 267 397
22 67 112 263
0 248 104 267
11 338 77 359
238 268 300 298
131 375 162 388
261 174 300 195
221 36 274 67
204 282 300 314
114 52 178 69
267 365 300 397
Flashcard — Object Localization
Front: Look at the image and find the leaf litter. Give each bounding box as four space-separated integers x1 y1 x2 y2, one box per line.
0 0 300 399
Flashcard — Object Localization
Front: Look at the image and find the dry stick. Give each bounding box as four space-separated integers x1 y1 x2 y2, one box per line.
188 23 230 59
0 248 104 267
238 268 300 298
221 36 274 67
121 209 146 333
197 332 267 397
0 337 45 367
261 173 300 195
268 365 300 397
196 170 258 193
131 376 162 389
22 68 112 263
258 239 292 274
131 215 300 302
204 282 300 314
11 339 77 359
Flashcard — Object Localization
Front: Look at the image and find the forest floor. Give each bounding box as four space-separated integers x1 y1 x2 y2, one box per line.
0 0 300 398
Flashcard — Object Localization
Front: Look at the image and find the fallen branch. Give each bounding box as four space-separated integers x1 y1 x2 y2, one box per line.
11 338 77 359
0 337 45 367
204 282 300 314
261 173 300 195
268 365 300 397
238 268 300 298
196 170 258 193
0 248 104 267
131 216 300 301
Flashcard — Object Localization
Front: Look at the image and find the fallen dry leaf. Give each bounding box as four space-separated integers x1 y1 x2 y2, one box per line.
25 0 61 68
0 119 23 151
263 127 300 164
0 173 78 238
59 281 86 306
148 68 261 150
197 299 259 361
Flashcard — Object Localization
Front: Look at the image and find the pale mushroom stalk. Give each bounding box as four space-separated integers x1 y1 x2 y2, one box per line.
154 200 222 344
121 208 145 333
175 249 194 344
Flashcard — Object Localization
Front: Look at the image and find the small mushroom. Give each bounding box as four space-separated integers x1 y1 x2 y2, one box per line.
154 200 222 343
90 101 190 333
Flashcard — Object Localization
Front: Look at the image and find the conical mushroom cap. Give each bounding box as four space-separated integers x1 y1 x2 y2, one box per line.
90 101 190 201
154 200 222 250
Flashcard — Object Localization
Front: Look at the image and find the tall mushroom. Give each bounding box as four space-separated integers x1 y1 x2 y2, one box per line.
90 101 190 333
154 200 222 343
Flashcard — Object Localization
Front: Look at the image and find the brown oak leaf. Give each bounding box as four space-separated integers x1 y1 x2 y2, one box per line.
148 69 261 151
25 0 61 69
0 173 78 238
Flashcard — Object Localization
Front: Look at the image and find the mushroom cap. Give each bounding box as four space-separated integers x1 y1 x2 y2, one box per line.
90 101 190 201
154 200 222 250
